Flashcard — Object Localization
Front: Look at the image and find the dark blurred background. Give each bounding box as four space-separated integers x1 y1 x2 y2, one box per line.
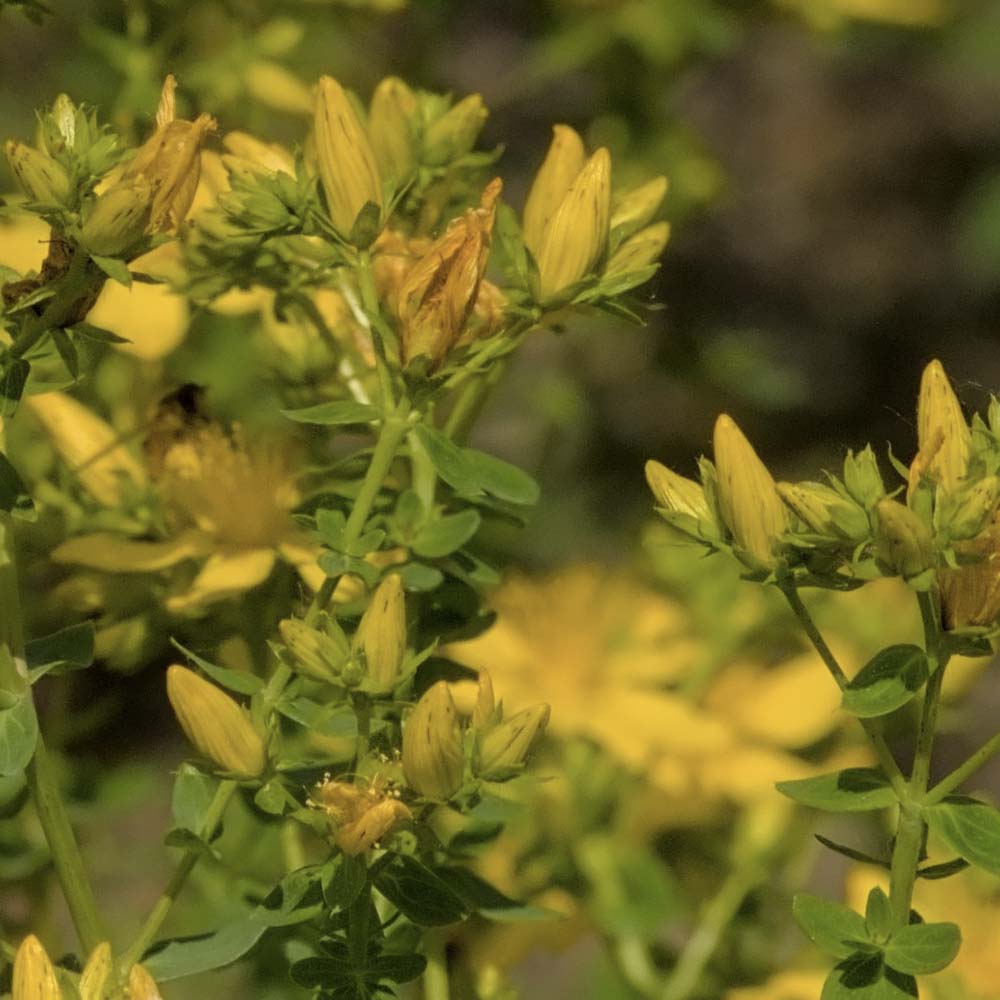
4 0 1000 561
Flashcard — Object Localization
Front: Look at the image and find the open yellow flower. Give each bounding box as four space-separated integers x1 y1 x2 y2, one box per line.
41 402 328 612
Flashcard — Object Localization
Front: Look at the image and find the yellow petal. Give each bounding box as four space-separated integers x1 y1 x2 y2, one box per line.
86 275 188 360
53 529 211 571
27 392 148 506
166 548 276 611
278 535 325 592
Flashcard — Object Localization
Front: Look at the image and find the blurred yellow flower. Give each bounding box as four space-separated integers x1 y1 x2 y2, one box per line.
47 409 327 612
727 969 827 1000
448 566 854 808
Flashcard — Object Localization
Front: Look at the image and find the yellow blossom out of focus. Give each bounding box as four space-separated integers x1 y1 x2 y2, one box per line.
448 566 855 808
726 969 827 1000
49 412 327 611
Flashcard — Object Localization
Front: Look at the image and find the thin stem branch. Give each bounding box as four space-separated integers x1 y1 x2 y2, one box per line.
779 583 908 798
423 930 450 1000
120 780 238 971
926 730 1000 805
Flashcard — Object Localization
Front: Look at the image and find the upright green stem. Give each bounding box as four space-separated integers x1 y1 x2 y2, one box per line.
887 589 948 927
779 584 908 798
25 735 105 954
423 930 450 1000
1 425 104 954
120 780 237 971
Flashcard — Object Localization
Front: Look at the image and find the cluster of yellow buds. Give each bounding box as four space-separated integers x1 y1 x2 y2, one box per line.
522 124 669 303
280 574 409 692
469 669 550 781
310 775 412 855
81 76 214 258
313 74 490 243
11 935 162 1000
646 359 1000 634
400 672 550 799
166 665 266 779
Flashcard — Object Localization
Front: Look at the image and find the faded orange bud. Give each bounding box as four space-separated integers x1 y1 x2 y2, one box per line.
124 75 216 233
397 177 502 370
312 777 412 855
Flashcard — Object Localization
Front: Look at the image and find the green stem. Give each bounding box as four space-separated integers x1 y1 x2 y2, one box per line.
660 863 762 1000
779 584 909 798
423 930 450 1000
352 693 372 777
304 407 411 625
8 249 96 360
25 735 105 954
0 515 27 694
407 427 437 513
887 589 948 928
120 780 237 971
926 729 1000 805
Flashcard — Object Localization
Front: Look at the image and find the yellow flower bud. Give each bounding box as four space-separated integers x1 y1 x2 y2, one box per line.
279 617 348 683
311 778 412 855
843 445 885 509
79 941 113 1000
423 93 488 166
777 481 869 542
470 669 496 730
535 147 611 301
5 140 71 205
713 414 788 569
313 75 384 236
941 476 1000 542
12 935 60 1000
369 76 417 181
80 178 153 257
26 392 148 507
166 665 266 779
127 963 164 1000
476 703 549 779
123 76 216 234
523 125 585 259
940 523 1000 629
604 222 671 278
874 498 935 583
355 573 407 692
222 131 295 176
911 359 969 495
397 177 501 370
645 460 709 520
402 681 465 800
610 175 668 234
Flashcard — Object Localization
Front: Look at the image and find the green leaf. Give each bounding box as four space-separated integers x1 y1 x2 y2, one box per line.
815 834 891 868
0 694 38 776
793 893 870 959
1 358 30 418
170 764 217 834
282 400 380 425
170 639 265 695
432 866 552 922
374 853 469 926
370 951 426 984
143 904 322 981
926 796 1000 876
842 645 929 718
323 853 367 910
463 449 540 505
90 254 132 287
412 509 481 559
777 768 898 812
413 425 481 496
50 327 78 379
68 321 130 345
254 777 290 815
865 888 893 943
0 452 34 520
821 954 917 1000
26 622 95 681
885 921 961 975
917 857 969 880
